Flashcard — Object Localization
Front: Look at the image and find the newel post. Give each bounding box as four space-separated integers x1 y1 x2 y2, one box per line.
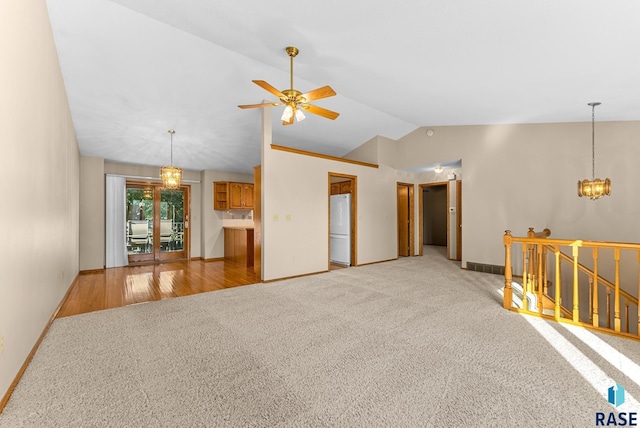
504 230 513 310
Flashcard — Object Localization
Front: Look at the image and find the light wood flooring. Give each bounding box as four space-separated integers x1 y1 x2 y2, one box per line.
57 260 258 318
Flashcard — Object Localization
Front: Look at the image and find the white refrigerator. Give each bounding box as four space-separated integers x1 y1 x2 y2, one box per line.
330 194 351 266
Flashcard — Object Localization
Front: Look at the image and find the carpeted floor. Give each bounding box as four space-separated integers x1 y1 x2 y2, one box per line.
1 246 639 427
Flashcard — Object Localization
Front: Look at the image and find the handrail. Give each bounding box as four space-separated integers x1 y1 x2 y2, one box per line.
512 236 640 251
503 228 640 341
547 245 638 306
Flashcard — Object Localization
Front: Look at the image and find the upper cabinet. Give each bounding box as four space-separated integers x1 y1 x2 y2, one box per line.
331 180 352 195
214 181 254 210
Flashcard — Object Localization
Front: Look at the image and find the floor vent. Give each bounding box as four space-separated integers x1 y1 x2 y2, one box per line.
466 262 504 275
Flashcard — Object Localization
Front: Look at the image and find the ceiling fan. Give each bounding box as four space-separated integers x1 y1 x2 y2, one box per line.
238 46 340 126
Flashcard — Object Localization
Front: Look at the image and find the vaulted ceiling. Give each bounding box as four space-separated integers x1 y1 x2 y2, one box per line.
46 0 640 174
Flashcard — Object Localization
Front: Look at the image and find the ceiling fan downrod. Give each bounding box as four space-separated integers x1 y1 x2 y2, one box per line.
285 46 299 91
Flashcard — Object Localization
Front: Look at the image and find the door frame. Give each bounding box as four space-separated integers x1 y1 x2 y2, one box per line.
328 173 358 268
397 182 415 257
126 180 190 264
418 180 461 261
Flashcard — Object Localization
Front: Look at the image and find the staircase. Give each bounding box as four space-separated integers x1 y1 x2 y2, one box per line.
502 228 640 341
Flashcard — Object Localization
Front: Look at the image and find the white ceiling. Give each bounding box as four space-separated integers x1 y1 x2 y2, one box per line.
46 0 640 174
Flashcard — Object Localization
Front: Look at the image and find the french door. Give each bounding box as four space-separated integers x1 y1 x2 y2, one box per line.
126 181 190 264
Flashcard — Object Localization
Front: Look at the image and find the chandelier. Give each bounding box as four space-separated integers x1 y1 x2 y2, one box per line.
577 102 611 200
160 129 183 189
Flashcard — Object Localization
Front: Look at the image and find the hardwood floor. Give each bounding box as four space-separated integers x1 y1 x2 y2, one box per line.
57 260 258 318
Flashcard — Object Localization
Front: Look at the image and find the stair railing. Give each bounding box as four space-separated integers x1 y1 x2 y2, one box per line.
503 229 640 340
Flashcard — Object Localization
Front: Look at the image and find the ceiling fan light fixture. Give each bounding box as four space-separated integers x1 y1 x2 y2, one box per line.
238 46 339 125
281 105 293 122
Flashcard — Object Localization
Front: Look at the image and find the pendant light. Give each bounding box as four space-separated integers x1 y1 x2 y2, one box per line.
577 102 611 200
160 129 183 189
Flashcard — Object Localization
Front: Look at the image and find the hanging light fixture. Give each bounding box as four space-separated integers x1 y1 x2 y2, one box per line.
577 102 611 200
160 129 183 189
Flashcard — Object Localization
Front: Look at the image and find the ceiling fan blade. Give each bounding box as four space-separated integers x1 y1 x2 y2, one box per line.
301 85 336 102
238 102 281 109
253 80 285 98
300 104 340 120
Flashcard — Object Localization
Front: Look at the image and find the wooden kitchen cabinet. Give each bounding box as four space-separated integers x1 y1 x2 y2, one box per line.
339 181 352 194
230 182 253 209
223 227 254 267
214 182 254 210
213 182 229 210
330 181 351 195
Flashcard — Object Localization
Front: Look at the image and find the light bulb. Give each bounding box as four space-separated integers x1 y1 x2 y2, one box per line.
281 105 293 121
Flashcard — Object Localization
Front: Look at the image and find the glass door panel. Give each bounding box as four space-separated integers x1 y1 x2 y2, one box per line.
126 182 189 263
159 189 185 255
126 186 155 263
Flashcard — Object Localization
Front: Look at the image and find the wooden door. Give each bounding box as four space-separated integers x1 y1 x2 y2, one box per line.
397 183 413 257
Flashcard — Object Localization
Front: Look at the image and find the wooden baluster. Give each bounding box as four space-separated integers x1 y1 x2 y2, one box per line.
625 299 629 333
588 277 593 324
527 228 535 295
554 245 561 321
542 245 548 295
592 247 599 328
614 248 621 332
572 244 580 322
503 231 513 310
522 239 529 311
537 243 543 314
606 289 611 329
638 250 640 337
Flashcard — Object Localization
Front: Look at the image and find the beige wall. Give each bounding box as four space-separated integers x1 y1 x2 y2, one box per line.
261 105 420 281
104 162 203 259
79 156 105 270
78 161 257 266
343 135 398 168
396 122 640 271
1 0 80 401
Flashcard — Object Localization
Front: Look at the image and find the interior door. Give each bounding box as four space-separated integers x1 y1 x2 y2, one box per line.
397 183 414 257
127 182 189 264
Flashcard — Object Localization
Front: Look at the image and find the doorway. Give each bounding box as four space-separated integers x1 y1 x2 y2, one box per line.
126 181 190 264
418 180 461 261
328 173 357 269
397 182 414 257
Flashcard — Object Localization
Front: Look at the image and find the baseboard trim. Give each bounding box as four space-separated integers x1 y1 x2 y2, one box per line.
0 273 79 414
263 270 328 283
355 257 398 267
190 256 203 261
204 257 224 262
79 268 105 275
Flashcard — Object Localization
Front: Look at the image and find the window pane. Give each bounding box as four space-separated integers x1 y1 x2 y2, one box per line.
159 189 184 252
126 187 153 254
